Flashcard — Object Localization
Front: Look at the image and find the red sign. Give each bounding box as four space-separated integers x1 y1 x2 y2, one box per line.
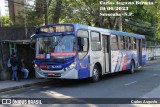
36 54 45 59
38 65 48 69
51 52 76 57
47 72 55 76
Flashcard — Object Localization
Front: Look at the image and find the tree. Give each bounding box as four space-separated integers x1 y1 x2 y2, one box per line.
0 16 13 27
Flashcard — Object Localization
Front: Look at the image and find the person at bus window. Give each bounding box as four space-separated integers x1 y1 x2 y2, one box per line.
10 53 18 81
19 58 29 79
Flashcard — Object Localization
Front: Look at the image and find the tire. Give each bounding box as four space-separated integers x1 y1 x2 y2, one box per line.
91 65 100 82
129 60 135 74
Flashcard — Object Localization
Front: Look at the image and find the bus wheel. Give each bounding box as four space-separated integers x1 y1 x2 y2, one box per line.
129 61 135 74
91 65 100 82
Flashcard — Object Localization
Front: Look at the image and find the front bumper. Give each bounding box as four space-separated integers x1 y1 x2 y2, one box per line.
35 67 78 79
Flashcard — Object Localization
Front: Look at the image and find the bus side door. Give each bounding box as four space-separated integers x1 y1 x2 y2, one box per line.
102 35 110 73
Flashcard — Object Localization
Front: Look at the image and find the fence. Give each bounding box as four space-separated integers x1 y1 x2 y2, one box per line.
146 41 160 61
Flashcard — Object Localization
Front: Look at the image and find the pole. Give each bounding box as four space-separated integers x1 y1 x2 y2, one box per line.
24 0 27 39
0 6 2 27
45 1 48 25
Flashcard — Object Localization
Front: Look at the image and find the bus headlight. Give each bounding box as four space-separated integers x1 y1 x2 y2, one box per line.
64 62 76 71
35 64 37 67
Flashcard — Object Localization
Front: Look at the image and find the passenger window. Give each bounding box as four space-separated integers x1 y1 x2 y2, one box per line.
128 37 132 50
133 38 137 49
142 38 146 51
91 31 101 51
77 30 89 60
111 35 118 50
118 36 125 50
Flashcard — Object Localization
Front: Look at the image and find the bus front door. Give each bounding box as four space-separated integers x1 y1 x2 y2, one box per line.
102 35 110 73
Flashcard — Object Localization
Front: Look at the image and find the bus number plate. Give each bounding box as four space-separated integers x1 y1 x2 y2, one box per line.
47 72 55 76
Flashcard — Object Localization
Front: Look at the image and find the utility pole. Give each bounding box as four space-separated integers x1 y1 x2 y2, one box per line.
45 1 48 25
24 0 27 39
0 6 2 27
45 0 52 25
118 16 123 31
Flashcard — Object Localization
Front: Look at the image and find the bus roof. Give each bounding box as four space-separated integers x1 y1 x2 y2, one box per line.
73 24 145 39
37 23 145 39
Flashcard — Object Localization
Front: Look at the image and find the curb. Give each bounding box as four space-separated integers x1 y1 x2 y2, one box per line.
146 59 160 66
0 80 54 93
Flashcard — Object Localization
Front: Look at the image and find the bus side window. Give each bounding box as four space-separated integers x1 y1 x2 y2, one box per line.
133 38 137 50
78 37 88 52
111 35 118 50
136 39 140 51
91 31 101 51
142 38 146 51
128 37 132 50
118 36 124 50
125 37 129 50
77 30 89 60
123 36 125 49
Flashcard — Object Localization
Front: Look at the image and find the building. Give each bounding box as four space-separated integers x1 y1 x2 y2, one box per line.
0 27 35 80
0 0 9 16
8 0 25 23
8 0 35 23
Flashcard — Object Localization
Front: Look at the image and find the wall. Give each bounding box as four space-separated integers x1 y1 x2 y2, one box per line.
0 42 12 80
0 27 35 41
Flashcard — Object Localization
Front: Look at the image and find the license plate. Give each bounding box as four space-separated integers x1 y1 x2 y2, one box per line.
47 73 55 76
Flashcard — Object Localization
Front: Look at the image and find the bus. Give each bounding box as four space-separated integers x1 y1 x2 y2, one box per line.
31 23 146 82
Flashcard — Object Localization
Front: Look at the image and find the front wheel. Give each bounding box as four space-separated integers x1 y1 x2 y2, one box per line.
129 61 135 74
91 65 100 82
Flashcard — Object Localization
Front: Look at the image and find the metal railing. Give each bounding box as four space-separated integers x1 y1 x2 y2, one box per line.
146 41 160 60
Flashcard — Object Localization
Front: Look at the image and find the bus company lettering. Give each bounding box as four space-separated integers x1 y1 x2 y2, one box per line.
51 65 62 69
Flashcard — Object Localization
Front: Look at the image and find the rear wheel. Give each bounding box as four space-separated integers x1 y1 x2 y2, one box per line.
129 60 135 74
91 65 100 82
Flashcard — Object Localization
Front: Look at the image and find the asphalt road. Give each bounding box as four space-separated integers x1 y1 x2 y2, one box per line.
0 63 160 107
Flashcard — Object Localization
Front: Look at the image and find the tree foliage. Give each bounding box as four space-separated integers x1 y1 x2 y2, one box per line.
0 16 13 27
6 0 160 41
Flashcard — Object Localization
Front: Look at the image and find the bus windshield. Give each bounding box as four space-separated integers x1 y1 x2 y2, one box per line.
36 35 76 59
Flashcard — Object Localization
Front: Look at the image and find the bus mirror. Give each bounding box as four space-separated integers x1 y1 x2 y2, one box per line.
30 38 36 51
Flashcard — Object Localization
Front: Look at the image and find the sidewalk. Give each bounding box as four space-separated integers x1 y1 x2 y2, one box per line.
0 59 160 93
0 78 54 93
146 58 160 65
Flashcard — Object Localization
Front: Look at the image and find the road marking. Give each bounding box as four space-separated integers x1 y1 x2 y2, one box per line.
2 95 10 97
30 89 37 91
125 81 137 86
152 74 159 76
43 86 50 89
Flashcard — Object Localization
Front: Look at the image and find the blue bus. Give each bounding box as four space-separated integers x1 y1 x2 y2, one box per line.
31 24 146 82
